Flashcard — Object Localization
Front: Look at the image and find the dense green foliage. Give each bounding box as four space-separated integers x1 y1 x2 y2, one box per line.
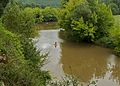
61 0 69 7
60 0 120 57
0 0 51 85
2 1 36 38
1 0 120 85
107 15 120 56
0 22 51 86
91 15 120 56
0 0 9 17
61 0 120 15
32 7 44 23
100 0 120 15
21 38 47 67
42 7 58 22
1 0 58 36
0 21 24 63
58 0 113 42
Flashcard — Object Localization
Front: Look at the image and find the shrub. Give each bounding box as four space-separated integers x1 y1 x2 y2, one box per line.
33 7 44 23
58 0 113 42
2 0 36 38
0 21 50 86
42 7 57 22
0 0 9 17
0 1 51 85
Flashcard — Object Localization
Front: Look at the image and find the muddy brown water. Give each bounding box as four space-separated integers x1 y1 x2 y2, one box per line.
35 23 120 86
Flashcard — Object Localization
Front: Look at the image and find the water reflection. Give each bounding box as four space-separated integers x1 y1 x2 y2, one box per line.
35 30 64 80
35 22 59 30
62 42 120 86
112 57 120 85
35 23 120 86
89 55 119 86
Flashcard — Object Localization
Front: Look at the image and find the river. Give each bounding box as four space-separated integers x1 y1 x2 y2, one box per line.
35 22 120 86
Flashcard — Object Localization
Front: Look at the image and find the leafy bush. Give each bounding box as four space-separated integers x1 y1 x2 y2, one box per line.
0 19 50 86
2 0 21 33
94 3 113 39
20 37 47 67
58 0 113 42
96 15 120 56
108 15 120 56
2 0 36 38
0 1 51 85
0 22 24 62
95 36 115 48
70 17 95 42
33 7 44 23
42 7 57 22
101 0 120 15
0 0 9 17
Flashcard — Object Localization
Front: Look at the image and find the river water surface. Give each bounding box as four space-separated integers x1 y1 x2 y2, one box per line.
35 23 120 86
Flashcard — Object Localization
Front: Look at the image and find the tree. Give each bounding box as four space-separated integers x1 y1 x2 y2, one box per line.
0 0 9 17
2 0 36 38
94 3 113 38
2 0 21 33
42 7 57 22
100 0 120 15
0 1 51 85
109 2 119 15
61 0 69 7
33 7 44 23
58 0 113 42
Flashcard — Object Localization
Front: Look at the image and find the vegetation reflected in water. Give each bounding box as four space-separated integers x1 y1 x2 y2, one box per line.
36 22 120 86
35 22 59 30
61 42 120 86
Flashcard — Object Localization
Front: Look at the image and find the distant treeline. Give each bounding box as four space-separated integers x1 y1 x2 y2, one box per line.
61 0 120 15
17 0 61 8
14 0 120 15
100 0 120 15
